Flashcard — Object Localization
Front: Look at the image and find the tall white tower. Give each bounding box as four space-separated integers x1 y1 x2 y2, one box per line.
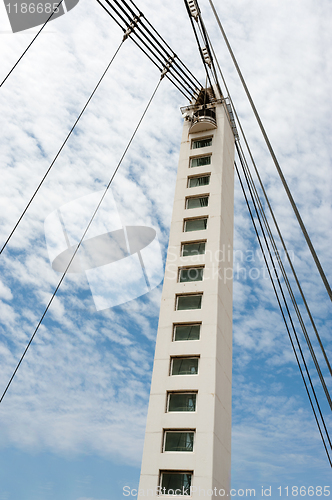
138 88 235 497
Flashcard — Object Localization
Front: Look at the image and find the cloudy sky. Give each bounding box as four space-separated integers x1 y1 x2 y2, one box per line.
0 0 331 498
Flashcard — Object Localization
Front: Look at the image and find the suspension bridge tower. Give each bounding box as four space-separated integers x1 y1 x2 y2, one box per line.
138 85 235 497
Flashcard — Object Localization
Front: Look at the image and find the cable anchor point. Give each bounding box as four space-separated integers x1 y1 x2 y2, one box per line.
123 14 142 41
160 55 175 79
186 0 200 20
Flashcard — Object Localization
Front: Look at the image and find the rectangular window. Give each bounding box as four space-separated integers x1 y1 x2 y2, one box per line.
188 175 210 188
164 432 194 452
160 472 192 495
171 357 199 375
168 392 197 412
182 241 206 256
176 294 202 310
173 324 201 341
192 137 212 149
184 218 207 232
190 155 211 168
179 267 203 282
186 196 209 209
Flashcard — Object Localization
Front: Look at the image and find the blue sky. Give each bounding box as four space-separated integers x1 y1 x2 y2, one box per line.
0 0 331 498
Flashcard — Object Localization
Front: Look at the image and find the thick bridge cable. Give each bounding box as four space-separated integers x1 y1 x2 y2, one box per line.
0 0 65 88
96 0 202 101
182 0 223 99
208 0 332 303
0 77 162 403
183 3 213 91
204 16 332 459
0 40 123 256
206 30 332 380
120 0 201 93
136 3 201 90
235 157 332 467
101 0 199 96
237 137 332 410
97 1 193 101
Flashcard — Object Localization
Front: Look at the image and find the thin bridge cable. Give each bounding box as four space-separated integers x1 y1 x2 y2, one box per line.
182 0 213 91
206 30 332 379
237 145 332 458
99 0 201 99
208 0 332 303
0 39 124 256
0 0 65 88
0 77 162 404
118 0 203 90
235 158 332 467
237 138 332 410
140 13 202 89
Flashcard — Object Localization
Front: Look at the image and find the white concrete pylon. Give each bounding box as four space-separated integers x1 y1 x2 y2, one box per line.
138 93 235 498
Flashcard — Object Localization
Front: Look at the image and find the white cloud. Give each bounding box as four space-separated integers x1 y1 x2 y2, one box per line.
0 280 13 301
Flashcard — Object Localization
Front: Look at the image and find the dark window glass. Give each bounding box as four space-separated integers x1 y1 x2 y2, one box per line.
184 218 207 232
192 137 212 149
182 242 206 256
164 432 194 452
177 294 202 310
172 358 199 375
186 196 209 209
188 175 210 188
190 156 211 168
168 393 196 412
160 472 192 495
174 324 201 341
179 267 203 282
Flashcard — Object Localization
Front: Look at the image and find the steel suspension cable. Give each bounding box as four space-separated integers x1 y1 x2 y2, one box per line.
96 0 193 101
184 9 213 91
0 76 162 403
186 0 331 460
237 138 332 410
125 28 196 96
138 6 201 89
0 0 65 88
208 21 332 454
197 16 223 97
205 29 332 379
208 0 332 303
99 0 196 102
237 142 332 441
235 157 332 465
196 22 218 89
0 40 124 257
236 141 328 420
97 0 202 100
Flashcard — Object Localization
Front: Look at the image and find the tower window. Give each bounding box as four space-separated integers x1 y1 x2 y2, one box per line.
181 241 206 256
173 324 201 341
171 357 199 375
176 294 202 310
167 392 197 412
159 471 192 495
179 267 203 282
163 431 195 452
190 155 211 168
184 218 207 232
188 175 210 188
186 196 209 209
192 137 212 149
